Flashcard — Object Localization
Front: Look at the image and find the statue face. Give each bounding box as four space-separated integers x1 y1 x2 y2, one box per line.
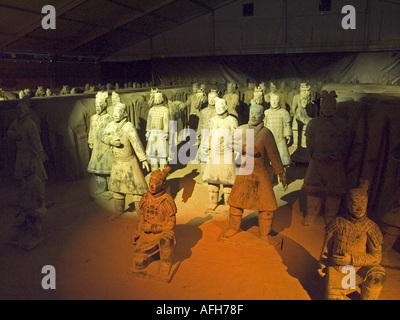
348 193 368 219
95 98 106 115
17 103 30 119
113 105 126 122
249 106 264 126
270 94 280 109
208 92 217 106
215 99 228 115
149 176 165 194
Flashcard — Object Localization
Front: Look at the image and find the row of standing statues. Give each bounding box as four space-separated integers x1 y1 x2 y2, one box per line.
3 81 400 299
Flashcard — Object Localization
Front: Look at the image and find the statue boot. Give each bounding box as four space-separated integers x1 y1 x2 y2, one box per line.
222 212 242 239
258 211 273 241
109 194 125 220
92 175 107 196
223 186 231 206
207 191 219 211
304 195 322 226
159 246 174 275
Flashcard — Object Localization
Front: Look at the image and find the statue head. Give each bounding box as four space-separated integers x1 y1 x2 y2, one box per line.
270 92 280 109
320 90 337 117
192 83 199 93
149 165 171 195
208 90 218 106
248 104 265 126
153 92 164 105
269 82 276 93
112 102 127 123
95 91 109 115
215 97 228 115
111 91 121 106
16 98 31 119
226 82 236 93
253 87 264 104
347 179 369 219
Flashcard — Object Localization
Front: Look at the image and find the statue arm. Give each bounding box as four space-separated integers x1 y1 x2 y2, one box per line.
283 111 293 139
263 130 284 175
127 123 147 162
7 120 20 140
88 117 94 148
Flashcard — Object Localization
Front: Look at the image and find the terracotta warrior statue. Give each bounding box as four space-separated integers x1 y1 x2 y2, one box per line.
103 101 150 220
87 91 114 198
302 90 350 226
291 83 315 150
4 164 47 250
202 97 238 211
185 83 207 130
35 86 46 97
130 165 177 276
264 92 292 188
222 103 287 241
380 141 400 269
7 99 48 185
146 91 170 171
222 82 239 119
318 180 387 300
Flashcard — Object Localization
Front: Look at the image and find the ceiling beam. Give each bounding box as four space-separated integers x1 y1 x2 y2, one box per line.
63 0 177 53
187 0 214 12
0 0 88 50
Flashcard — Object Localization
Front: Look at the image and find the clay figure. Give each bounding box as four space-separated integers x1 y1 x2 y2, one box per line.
4 164 47 250
35 86 46 97
222 82 239 118
87 91 114 198
146 91 170 171
59 85 70 95
185 83 207 130
291 83 315 150
222 103 287 241
302 91 350 226
103 101 150 220
318 180 387 300
130 165 178 279
380 141 400 269
202 98 238 211
264 92 292 188
7 99 48 184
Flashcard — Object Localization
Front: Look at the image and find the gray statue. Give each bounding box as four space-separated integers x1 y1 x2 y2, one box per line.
264 92 292 188
103 101 150 219
87 91 114 198
4 164 47 250
202 97 238 211
302 91 350 226
7 99 48 184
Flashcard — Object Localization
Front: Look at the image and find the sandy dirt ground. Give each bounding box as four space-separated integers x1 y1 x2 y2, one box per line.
1 160 400 301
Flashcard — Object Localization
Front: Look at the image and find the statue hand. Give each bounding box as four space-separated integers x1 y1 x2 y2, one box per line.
110 138 121 147
142 160 150 172
332 253 351 266
279 173 287 189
